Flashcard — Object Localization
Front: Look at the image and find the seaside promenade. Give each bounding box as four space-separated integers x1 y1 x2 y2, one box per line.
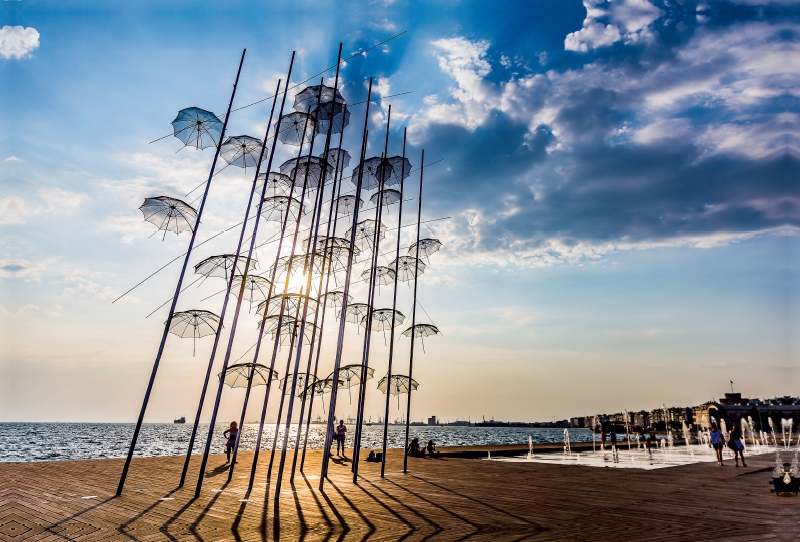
0 447 794 541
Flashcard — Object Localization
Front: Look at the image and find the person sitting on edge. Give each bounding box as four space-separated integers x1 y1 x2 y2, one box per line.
223 421 238 463
335 420 347 457
709 425 725 466
426 439 439 457
406 437 422 457
366 450 378 462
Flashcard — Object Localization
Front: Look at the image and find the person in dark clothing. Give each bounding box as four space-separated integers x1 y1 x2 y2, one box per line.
223 421 238 463
406 437 422 457
729 418 747 467
335 420 347 456
426 440 439 457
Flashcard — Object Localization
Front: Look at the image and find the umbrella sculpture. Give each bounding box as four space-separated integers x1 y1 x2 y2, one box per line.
386 156 412 187
280 155 332 189
352 156 395 191
367 308 405 331
229 274 272 308
408 238 442 261
278 373 318 397
276 111 316 147
361 266 395 287
168 309 221 355
369 189 402 207
139 196 198 239
323 148 351 173
335 195 363 216
402 323 441 353
257 314 297 335
222 362 278 388
270 319 319 346
302 377 333 413
294 84 345 113
390 256 425 282
194 254 257 282
315 101 350 135
220 135 265 171
257 293 320 318
170 107 223 150
344 219 386 252
261 195 304 223
323 289 352 310
378 374 419 408
332 364 375 403
342 302 371 333
257 171 295 196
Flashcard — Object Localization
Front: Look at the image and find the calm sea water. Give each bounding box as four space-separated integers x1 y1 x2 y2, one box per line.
0 423 592 463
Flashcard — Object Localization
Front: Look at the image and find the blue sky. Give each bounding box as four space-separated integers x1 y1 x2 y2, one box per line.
1 0 798 423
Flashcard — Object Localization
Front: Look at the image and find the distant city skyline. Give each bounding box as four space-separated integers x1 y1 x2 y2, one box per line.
1 0 797 423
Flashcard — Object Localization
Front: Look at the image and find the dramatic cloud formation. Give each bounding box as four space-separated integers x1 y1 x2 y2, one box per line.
410 0 799 267
0 26 40 59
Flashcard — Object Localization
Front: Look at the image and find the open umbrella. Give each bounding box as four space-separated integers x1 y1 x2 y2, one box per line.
278 373 318 397
222 362 278 388
377 374 418 408
229 274 272 308
390 256 425 282
170 107 223 150
332 364 375 404
401 323 440 353
168 309 220 355
276 112 316 146
139 196 197 239
220 135 265 171
194 254 257 282
408 238 442 261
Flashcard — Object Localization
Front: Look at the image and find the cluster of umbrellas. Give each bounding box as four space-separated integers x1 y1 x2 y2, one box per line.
119 45 445 502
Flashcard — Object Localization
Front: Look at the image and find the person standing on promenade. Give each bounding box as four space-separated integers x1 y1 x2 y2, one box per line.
709 425 725 466
223 422 238 463
610 431 618 462
729 417 747 467
335 420 347 457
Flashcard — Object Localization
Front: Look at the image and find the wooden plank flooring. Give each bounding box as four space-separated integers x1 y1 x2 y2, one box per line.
0 447 796 541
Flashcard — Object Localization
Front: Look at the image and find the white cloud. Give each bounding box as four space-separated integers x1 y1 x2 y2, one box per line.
4 155 21 162
0 26 40 60
0 304 39 316
0 187 88 224
0 258 43 278
564 0 660 52
375 76 391 98
631 118 692 144
121 234 134 244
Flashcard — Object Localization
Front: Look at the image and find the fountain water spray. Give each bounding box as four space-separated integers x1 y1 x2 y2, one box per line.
563 428 572 457
781 418 793 450
527 436 533 460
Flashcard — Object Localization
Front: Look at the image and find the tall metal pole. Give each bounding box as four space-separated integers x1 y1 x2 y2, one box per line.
299 133 347 473
178 76 283 489
244 96 316 494
381 128 407 477
274 65 343 496
117 49 246 497
193 53 299 498
319 80 373 489
403 149 424 474
288 45 345 482
352 107 392 481
263 81 328 490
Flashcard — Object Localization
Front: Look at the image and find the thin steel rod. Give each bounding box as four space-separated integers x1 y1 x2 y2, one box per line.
193 54 297 498
403 148 424 474
262 82 327 490
352 108 392 480
178 77 282 488
381 128 407 477
116 49 246 497
319 80 373 489
299 133 347 473
274 64 343 495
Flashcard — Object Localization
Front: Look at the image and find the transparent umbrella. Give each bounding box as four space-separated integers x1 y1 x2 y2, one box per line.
171 107 223 150
222 362 278 388
168 309 220 355
139 196 197 239
377 374 418 408
220 135 265 171
332 364 375 404
194 254 257 282
389 256 425 282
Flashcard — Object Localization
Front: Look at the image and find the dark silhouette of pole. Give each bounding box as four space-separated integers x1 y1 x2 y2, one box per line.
178 76 283 489
319 79 374 489
193 53 301 498
299 132 347 473
288 45 345 483
403 149 424 474
381 128 407 477
352 107 392 481
117 49 246 497
274 65 344 495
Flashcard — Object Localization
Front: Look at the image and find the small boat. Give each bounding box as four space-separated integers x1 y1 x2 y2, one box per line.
174 416 186 424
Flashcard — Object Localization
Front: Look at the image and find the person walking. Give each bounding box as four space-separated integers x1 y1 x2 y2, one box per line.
223 421 238 463
335 420 347 457
729 418 747 467
709 425 725 466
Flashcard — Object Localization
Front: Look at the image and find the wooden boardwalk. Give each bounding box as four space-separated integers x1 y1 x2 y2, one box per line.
0 447 796 541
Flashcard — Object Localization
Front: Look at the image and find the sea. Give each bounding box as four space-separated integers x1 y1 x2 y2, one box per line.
0 423 593 463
